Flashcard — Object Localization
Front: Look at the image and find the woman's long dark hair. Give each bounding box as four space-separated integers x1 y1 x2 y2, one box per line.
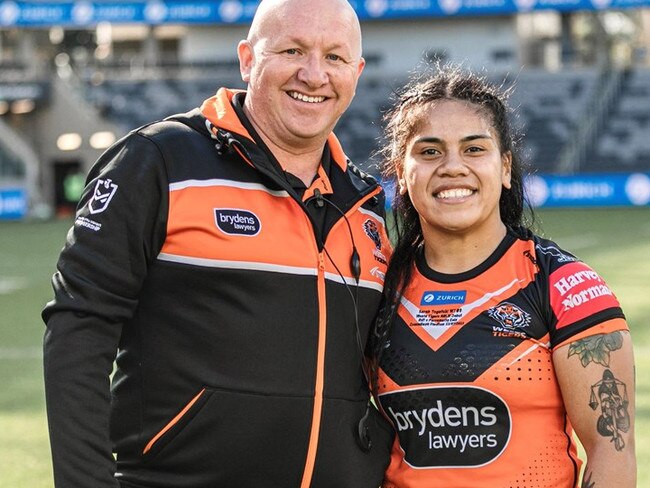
370 66 534 395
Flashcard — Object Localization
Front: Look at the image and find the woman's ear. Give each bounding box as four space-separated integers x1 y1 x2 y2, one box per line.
502 151 512 189
395 162 407 195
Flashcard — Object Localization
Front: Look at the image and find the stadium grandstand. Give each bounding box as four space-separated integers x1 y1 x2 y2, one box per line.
1 0 650 218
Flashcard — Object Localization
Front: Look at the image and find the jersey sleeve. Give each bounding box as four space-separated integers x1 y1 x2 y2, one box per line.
42 131 168 488
548 260 627 350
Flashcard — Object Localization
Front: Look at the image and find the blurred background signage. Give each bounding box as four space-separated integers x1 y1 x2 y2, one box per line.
1 0 650 27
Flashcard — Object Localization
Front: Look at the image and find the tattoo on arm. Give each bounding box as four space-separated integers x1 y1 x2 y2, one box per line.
589 369 630 451
568 332 630 450
581 470 595 488
568 332 623 367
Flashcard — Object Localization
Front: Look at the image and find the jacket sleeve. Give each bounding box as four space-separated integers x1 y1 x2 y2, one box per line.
42 132 168 488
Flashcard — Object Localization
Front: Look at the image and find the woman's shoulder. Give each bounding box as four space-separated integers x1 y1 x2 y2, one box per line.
509 226 582 272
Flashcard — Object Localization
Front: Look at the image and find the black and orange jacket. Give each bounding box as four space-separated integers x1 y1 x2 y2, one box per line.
377 229 627 488
43 88 393 488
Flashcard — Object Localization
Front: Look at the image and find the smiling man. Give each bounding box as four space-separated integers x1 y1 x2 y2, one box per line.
239 0 365 181
42 1 393 487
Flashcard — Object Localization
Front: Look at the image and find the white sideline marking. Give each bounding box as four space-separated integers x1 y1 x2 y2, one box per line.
0 277 28 295
0 347 41 359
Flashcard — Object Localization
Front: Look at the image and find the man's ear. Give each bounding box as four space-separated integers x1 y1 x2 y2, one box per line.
237 40 254 83
357 57 366 78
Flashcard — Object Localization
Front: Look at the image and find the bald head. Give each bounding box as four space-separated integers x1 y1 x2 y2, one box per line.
236 0 365 157
247 0 363 59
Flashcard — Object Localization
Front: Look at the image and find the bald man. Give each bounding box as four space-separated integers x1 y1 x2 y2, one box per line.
43 0 393 486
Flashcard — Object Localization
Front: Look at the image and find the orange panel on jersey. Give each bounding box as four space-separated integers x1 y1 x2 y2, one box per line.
554 317 628 351
380 334 580 488
396 240 538 352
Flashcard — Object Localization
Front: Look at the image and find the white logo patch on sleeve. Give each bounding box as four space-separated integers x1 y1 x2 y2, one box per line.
88 178 118 214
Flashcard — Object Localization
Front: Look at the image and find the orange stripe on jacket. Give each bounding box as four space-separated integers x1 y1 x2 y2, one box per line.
143 388 206 454
162 184 316 268
299 254 329 488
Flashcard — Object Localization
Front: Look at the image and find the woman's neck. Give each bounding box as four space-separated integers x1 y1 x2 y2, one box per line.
422 223 508 275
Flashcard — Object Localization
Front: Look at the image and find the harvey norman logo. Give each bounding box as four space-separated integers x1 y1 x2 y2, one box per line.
421 291 467 306
214 208 261 236
553 268 613 311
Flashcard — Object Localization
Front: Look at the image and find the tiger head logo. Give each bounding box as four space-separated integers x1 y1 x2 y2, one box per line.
363 219 382 251
488 302 531 330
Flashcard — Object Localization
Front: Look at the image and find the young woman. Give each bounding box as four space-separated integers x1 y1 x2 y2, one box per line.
371 67 636 488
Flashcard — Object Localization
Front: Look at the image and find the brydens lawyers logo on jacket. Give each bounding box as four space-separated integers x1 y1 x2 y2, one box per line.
214 209 261 236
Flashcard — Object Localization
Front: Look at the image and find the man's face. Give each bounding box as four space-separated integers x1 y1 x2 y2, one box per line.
238 0 365 152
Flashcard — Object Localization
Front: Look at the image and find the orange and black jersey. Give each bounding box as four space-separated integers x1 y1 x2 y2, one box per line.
43 88 393 488
377 228 627 488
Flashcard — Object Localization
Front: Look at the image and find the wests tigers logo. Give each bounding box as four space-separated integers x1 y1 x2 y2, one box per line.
363 219 382 250
363 218 388 265
488 302 531 330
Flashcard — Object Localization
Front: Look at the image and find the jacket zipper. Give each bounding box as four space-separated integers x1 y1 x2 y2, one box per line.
299 188 383 487
232 133 383 485
299 253 328 488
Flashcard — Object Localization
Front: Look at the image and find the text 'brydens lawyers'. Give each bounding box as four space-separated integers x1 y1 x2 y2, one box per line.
388 402 497 436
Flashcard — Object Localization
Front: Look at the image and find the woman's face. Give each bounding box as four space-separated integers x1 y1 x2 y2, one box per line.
397 99 512 240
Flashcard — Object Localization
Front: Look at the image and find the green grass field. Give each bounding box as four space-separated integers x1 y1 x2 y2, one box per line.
1 208 648 486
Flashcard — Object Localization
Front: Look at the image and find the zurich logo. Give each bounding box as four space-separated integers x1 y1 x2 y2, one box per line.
214 209 261 236
421 291 467 306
